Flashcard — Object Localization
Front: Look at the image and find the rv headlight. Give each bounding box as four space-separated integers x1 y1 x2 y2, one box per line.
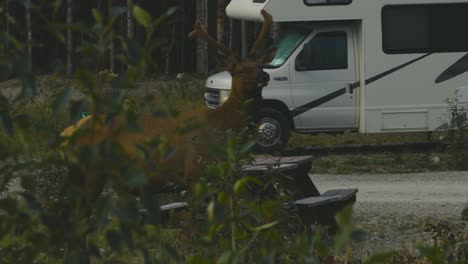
220 90 230 104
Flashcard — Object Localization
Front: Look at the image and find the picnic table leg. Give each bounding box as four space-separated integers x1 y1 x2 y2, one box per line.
289 162 320 199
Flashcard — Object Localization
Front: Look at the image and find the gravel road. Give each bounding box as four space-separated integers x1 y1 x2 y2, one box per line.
311 171 468 255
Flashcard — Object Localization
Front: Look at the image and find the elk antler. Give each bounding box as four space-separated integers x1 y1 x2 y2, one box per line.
249 10 273 55
189 20 237 61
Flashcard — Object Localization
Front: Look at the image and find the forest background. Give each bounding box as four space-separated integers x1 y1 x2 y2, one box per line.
1 0 277 77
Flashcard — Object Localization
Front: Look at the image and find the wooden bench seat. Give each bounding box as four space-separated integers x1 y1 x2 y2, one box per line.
296 188 358 208
295 196 341 207
295 188 358 229
160 202 189 212
160 202 189 225
321 188 358 201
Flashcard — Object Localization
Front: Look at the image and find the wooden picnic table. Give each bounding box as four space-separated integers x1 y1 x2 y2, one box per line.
161 155 358 230
243 155 358 228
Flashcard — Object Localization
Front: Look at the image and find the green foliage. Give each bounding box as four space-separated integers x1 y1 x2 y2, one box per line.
133 6 152 28
445 97 468 170
6 2 466 264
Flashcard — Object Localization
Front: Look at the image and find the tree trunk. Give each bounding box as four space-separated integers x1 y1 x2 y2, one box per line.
165 11 178 75
67 0 73 75
5 0 9 50
127 0 133 39
109 0 114 72
216 0 225 49
26 5 32 72
110 33 114 72
180 0 185 71
228 18 233 49
196 0 208 74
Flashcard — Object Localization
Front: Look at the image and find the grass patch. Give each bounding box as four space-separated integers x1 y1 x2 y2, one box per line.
287 127 466 174
288 131 440 148
310 152 455 174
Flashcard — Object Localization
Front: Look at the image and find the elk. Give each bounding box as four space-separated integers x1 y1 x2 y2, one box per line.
61 10 277 195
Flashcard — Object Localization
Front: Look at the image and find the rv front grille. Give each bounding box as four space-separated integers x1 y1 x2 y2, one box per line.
205 88 220 108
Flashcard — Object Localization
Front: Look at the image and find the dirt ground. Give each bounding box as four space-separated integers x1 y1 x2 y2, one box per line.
311 171 468 256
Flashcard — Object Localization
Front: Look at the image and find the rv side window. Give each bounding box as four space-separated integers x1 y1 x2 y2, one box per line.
295 31 348 71
383 3 468 54
304 0 352 6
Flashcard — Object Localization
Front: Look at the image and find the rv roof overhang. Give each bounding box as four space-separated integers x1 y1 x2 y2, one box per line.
226 0 363 22
227 0 468 23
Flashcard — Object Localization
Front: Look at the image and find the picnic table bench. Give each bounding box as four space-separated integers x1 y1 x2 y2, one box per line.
161 155 358 229
243 156 358 228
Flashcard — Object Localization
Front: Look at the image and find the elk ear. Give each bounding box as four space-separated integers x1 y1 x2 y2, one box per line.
261 47 277 65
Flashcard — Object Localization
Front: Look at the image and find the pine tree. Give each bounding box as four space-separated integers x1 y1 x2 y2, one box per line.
67 0 73 75
196 0 208 74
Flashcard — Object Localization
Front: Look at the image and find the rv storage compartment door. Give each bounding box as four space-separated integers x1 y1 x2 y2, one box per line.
381 111 428 131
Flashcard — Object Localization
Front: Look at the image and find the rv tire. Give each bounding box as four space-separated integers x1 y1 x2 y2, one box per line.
255 108 290 154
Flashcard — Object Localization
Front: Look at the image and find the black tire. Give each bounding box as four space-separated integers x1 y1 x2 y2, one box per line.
254 108 291 154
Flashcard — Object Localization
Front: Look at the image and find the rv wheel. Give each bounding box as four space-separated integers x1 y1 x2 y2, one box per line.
255 108 290 154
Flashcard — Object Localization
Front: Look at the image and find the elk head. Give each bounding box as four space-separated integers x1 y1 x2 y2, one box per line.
189 10 277 112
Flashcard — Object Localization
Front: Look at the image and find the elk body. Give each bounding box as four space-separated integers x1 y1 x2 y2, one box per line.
62 11 277 194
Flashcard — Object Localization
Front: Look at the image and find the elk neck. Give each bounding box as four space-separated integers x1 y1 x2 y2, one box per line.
206 75 262 131
225 76 262 105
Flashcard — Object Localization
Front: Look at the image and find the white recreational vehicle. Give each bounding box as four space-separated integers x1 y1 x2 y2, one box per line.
204 0 468 151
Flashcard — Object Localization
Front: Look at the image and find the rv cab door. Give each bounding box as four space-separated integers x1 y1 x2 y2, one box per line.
290 25 358 132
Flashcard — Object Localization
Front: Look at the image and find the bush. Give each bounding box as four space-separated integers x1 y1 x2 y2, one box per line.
445 97 468 170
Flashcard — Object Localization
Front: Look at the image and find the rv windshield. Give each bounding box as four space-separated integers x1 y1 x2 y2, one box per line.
266 29 310 68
